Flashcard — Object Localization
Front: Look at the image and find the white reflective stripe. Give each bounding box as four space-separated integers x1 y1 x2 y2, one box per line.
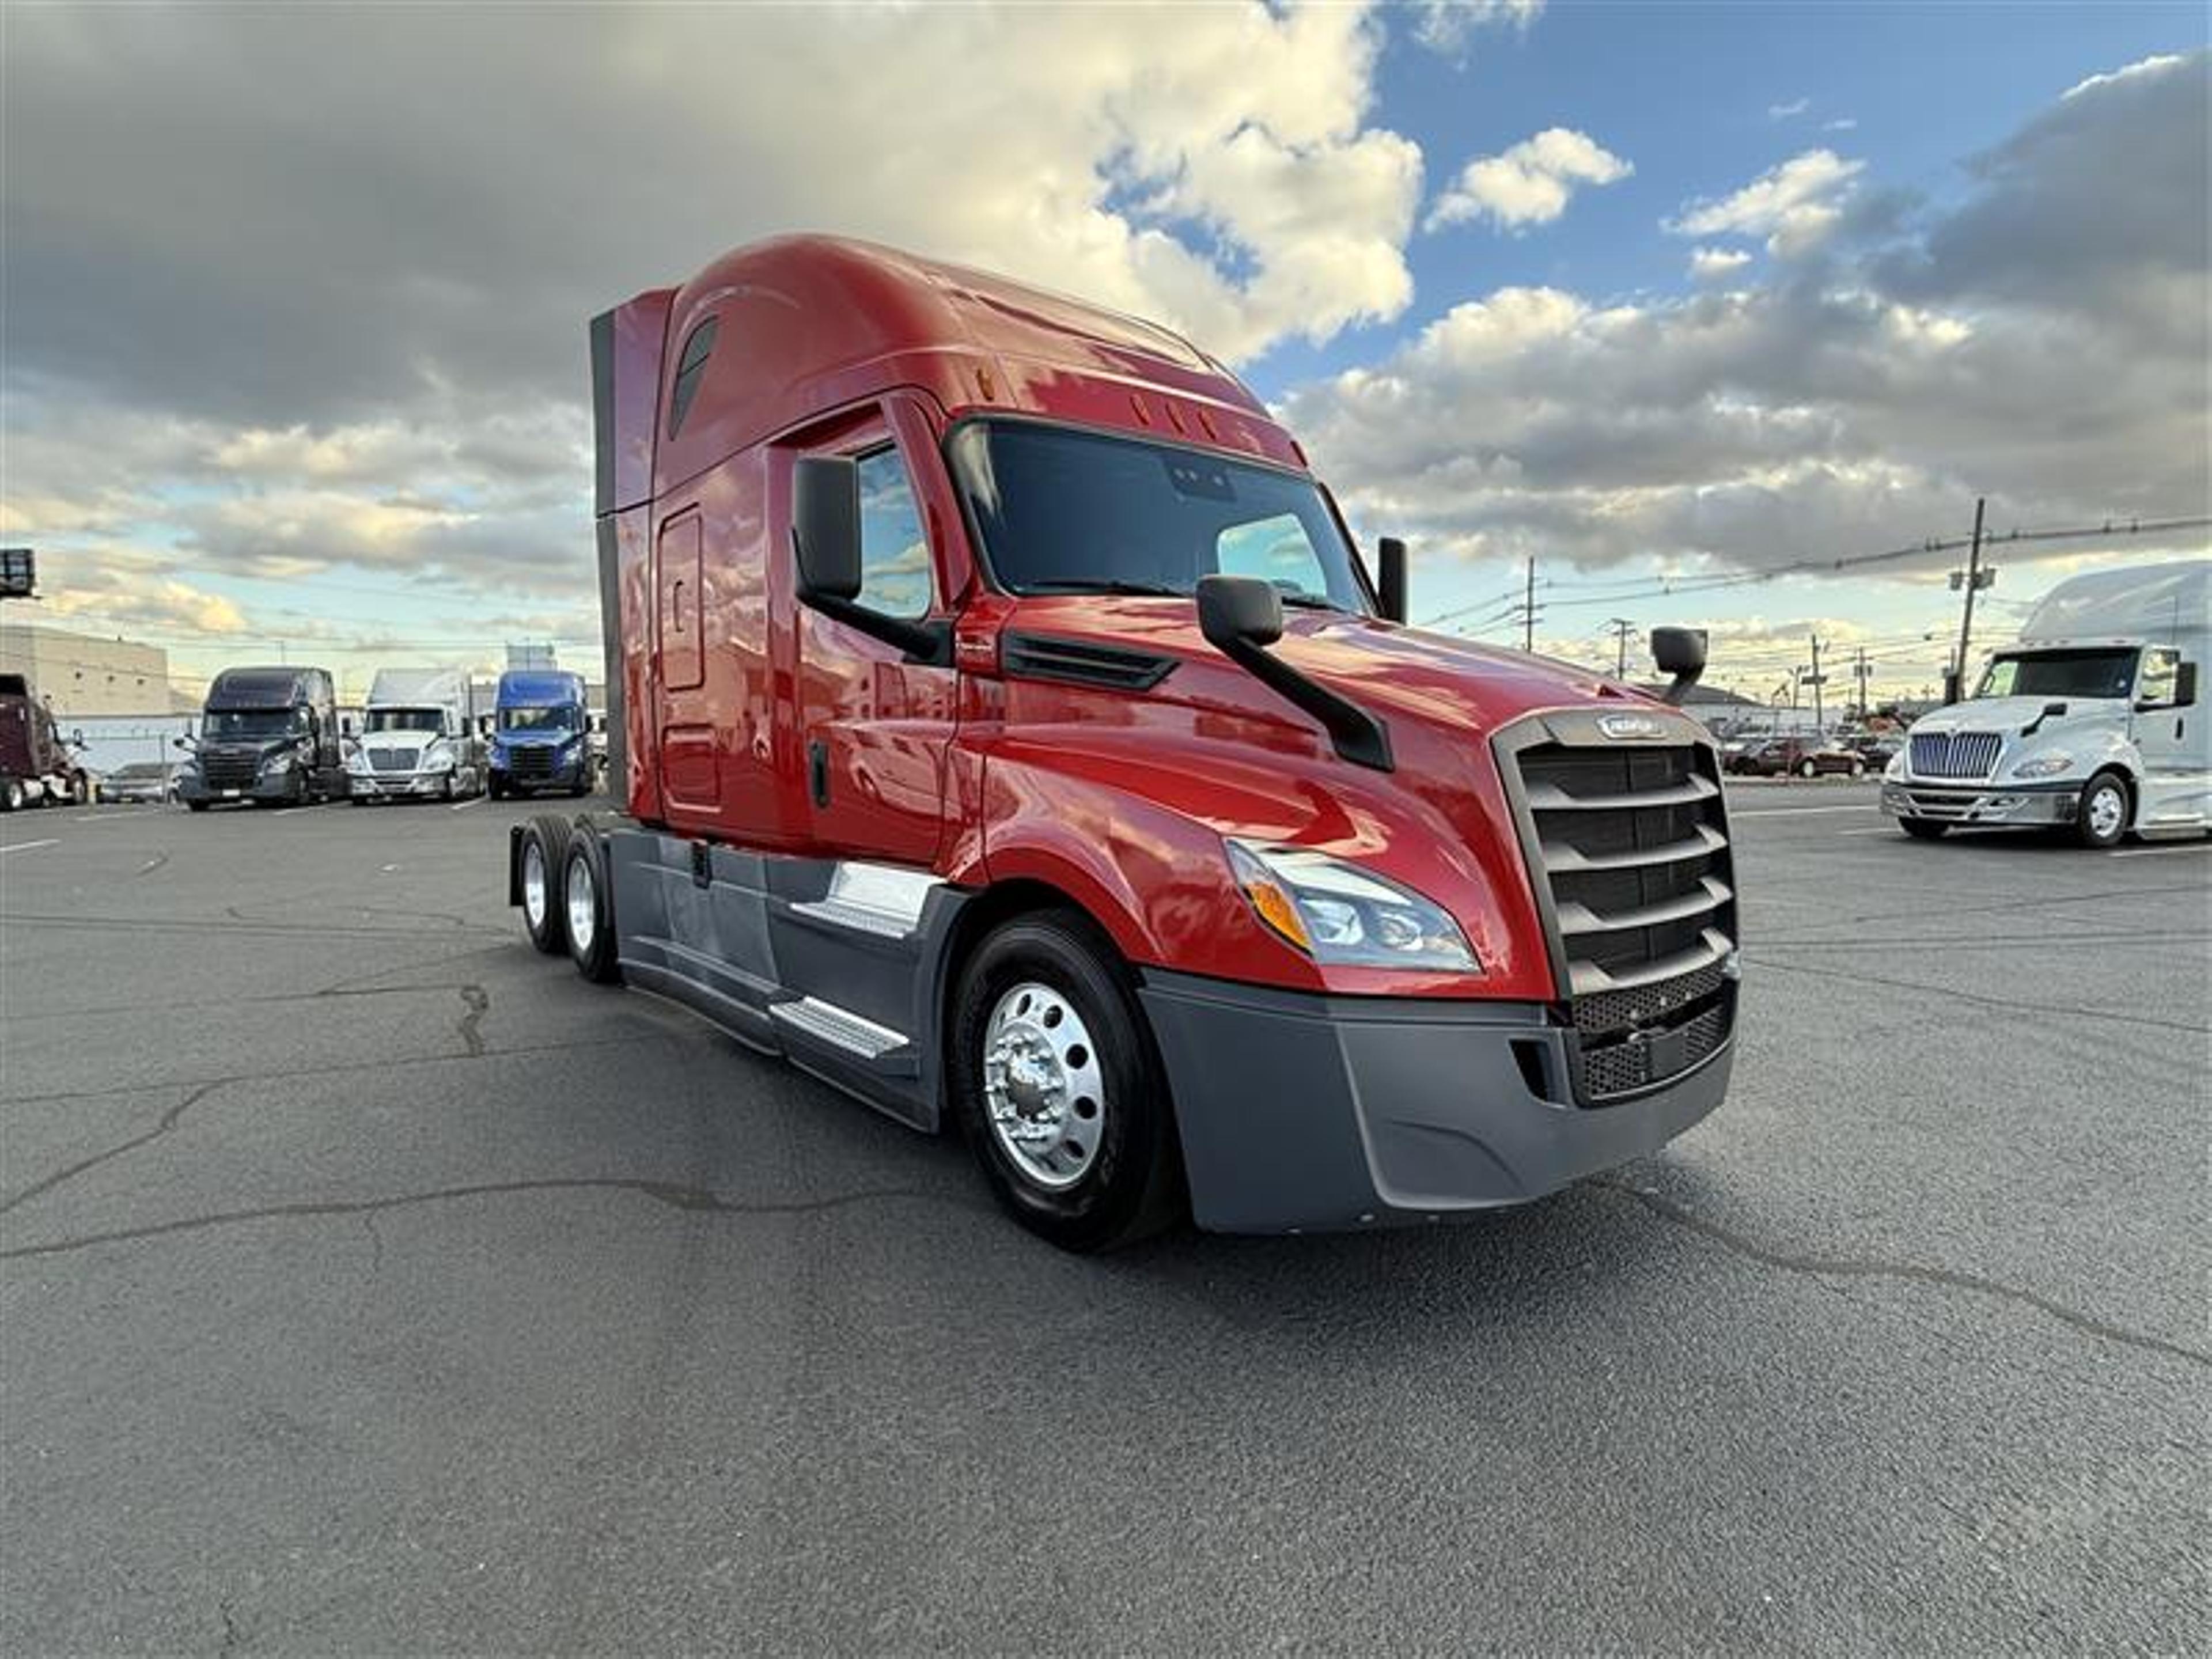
790 861 941 937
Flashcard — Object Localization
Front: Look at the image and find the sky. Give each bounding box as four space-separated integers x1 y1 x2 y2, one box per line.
2 0 2206 708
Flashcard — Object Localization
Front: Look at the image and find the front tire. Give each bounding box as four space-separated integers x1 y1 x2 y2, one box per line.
2075 771 2130 850
1 778 23 812
518 816 573 955
1899 817 1948 840
1798 759 1818 779
948 912 1183 1252
561 832 622 984
1849 759 1866 778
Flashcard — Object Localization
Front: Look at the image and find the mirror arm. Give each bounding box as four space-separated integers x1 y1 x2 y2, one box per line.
1213 634 1394 771
800 590 953 668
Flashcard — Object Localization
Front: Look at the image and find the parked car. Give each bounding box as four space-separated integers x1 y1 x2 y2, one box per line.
99 760 181 804
1728 736 1866 778
1840 733 1899 770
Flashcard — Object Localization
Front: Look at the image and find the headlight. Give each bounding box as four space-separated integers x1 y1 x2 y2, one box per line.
1225 840 1480 972
2012 752 2073 779
260 751 294 773
1884 751 1905 777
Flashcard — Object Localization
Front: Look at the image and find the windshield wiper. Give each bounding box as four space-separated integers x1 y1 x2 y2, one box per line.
1021 579 1188 598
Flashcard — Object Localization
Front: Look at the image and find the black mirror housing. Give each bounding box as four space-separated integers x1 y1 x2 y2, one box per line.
792 456 862 604
2176 661 2199 709
1197 574 1285 650
1376 537 1408 625
1650 626 1706 679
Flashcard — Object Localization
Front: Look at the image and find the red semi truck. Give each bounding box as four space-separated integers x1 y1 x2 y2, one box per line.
512 236 1738 1249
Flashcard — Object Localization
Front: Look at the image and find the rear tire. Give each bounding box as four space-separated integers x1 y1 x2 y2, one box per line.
562 832 623 984
1849 759 1866 778
518 816 573 955
2075 770 2130 850
947 912 1183 1252
1899 817 1948 840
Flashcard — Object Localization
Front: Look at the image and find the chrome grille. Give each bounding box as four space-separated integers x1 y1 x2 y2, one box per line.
1910 731 2001 779
1504 730 1738 1104
366 746 419 771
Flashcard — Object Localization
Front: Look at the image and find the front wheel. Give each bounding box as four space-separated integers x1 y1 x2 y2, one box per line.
1798 759 1819 779
1 778 24 812
2076 771 2130 850
517 816 573 955
1849 759 1866 778
1899 817 1947 840
947 912 1183 1252
488 774 507 802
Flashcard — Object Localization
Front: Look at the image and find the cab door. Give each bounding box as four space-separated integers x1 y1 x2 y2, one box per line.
791 396 959 868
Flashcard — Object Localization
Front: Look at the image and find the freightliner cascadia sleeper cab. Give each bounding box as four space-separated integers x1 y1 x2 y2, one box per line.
509 236 1740 1250
178 665 344 809
487 669 593 799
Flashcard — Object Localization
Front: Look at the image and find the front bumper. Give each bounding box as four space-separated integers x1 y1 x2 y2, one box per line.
349 770 451 798
1880 778 2078 827
176 774 297 804
1139 970 1732 1234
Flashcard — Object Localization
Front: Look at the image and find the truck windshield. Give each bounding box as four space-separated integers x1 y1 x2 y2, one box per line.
366 708 443 733
948 421 1370 612
1975 649 2138 700
204 709 300 740
501 706 579 732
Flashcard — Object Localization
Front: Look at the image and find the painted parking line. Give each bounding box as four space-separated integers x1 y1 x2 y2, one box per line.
449 795 486 811
1836 826 1900 836
1730 804 1878 817
0 839 59 855
2110 843 2212 859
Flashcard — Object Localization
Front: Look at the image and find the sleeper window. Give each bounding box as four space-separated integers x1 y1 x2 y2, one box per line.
668 317 718 439
856 448 932 620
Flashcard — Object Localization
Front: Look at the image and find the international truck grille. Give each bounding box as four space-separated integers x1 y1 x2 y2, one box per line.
507 747 557 779
1908 730 2001 779
1502 730 1738 1105
202 754 260 790
366 746 419 771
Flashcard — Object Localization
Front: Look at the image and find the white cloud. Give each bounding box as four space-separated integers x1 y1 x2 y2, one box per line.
1411 2 1544 59
1426 128 1633 232
2063 52 2187 101
1823 117 1859 132
1689 246 1753 281
1281 55 2210 601
1666 149 1866 257
1768 97 1810 119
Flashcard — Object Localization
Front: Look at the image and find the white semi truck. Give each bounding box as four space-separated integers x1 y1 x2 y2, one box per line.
345 667 486 804
1883 559 2209 847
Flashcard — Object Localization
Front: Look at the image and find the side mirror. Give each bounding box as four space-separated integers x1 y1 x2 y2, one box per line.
341 717 355 737
1196 573 1284 651
792 455 862 605
1650 626 1707 706
2178 661 2199 709
1196 574 1391 770
1376 537 1408 625
789 453 949 665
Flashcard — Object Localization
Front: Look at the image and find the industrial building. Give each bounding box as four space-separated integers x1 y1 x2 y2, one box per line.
0 623 172 717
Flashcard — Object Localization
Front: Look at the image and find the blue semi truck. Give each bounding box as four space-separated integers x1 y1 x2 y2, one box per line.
487 669 593 800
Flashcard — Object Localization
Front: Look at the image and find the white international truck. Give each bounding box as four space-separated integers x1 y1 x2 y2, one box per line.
344 667 486 804
1882 559 2209 847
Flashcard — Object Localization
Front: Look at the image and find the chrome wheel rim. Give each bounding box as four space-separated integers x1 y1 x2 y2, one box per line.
982 981 1106 1191
522 841 548 931
2088 785 2124 841
566 855 596 953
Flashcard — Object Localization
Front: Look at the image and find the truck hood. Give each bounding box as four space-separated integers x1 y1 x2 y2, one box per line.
1911 695 2127 735
191 739 300 766
1021 598 1639 737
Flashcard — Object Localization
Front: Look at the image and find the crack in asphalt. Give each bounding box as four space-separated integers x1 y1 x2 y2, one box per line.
2 910 506 941
0 1179 979 1262
2 961 516 1023
1593 1177 2211 1372
1740 953 2212 1036
0 1082 224 1217
456 984 489 1056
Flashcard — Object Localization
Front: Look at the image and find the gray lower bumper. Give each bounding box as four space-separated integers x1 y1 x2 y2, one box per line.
177 777 294 804
1881 779 2077 826
350 771 448 798
1138 971 1732 1234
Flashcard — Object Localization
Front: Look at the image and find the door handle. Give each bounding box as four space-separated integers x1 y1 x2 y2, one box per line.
808 740 830 808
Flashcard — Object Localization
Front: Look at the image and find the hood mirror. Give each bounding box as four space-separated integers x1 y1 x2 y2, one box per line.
1376 537 1408 625
1198 574 1392 770
1650 626 1707 705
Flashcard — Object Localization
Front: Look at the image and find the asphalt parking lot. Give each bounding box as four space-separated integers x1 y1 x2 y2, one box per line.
2 782 2206 1654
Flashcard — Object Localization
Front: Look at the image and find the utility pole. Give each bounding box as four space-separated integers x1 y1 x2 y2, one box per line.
1605 617 1638 679
1948 495 1990 703
1851 646 1872 719
1522 556 1536 653
1808 634 1825 731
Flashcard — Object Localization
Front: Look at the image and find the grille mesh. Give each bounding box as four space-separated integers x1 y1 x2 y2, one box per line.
1578 1006 1729 1099
366 747 419 771
201 755 259 789
507 747 557 778
1910 731 2001 779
